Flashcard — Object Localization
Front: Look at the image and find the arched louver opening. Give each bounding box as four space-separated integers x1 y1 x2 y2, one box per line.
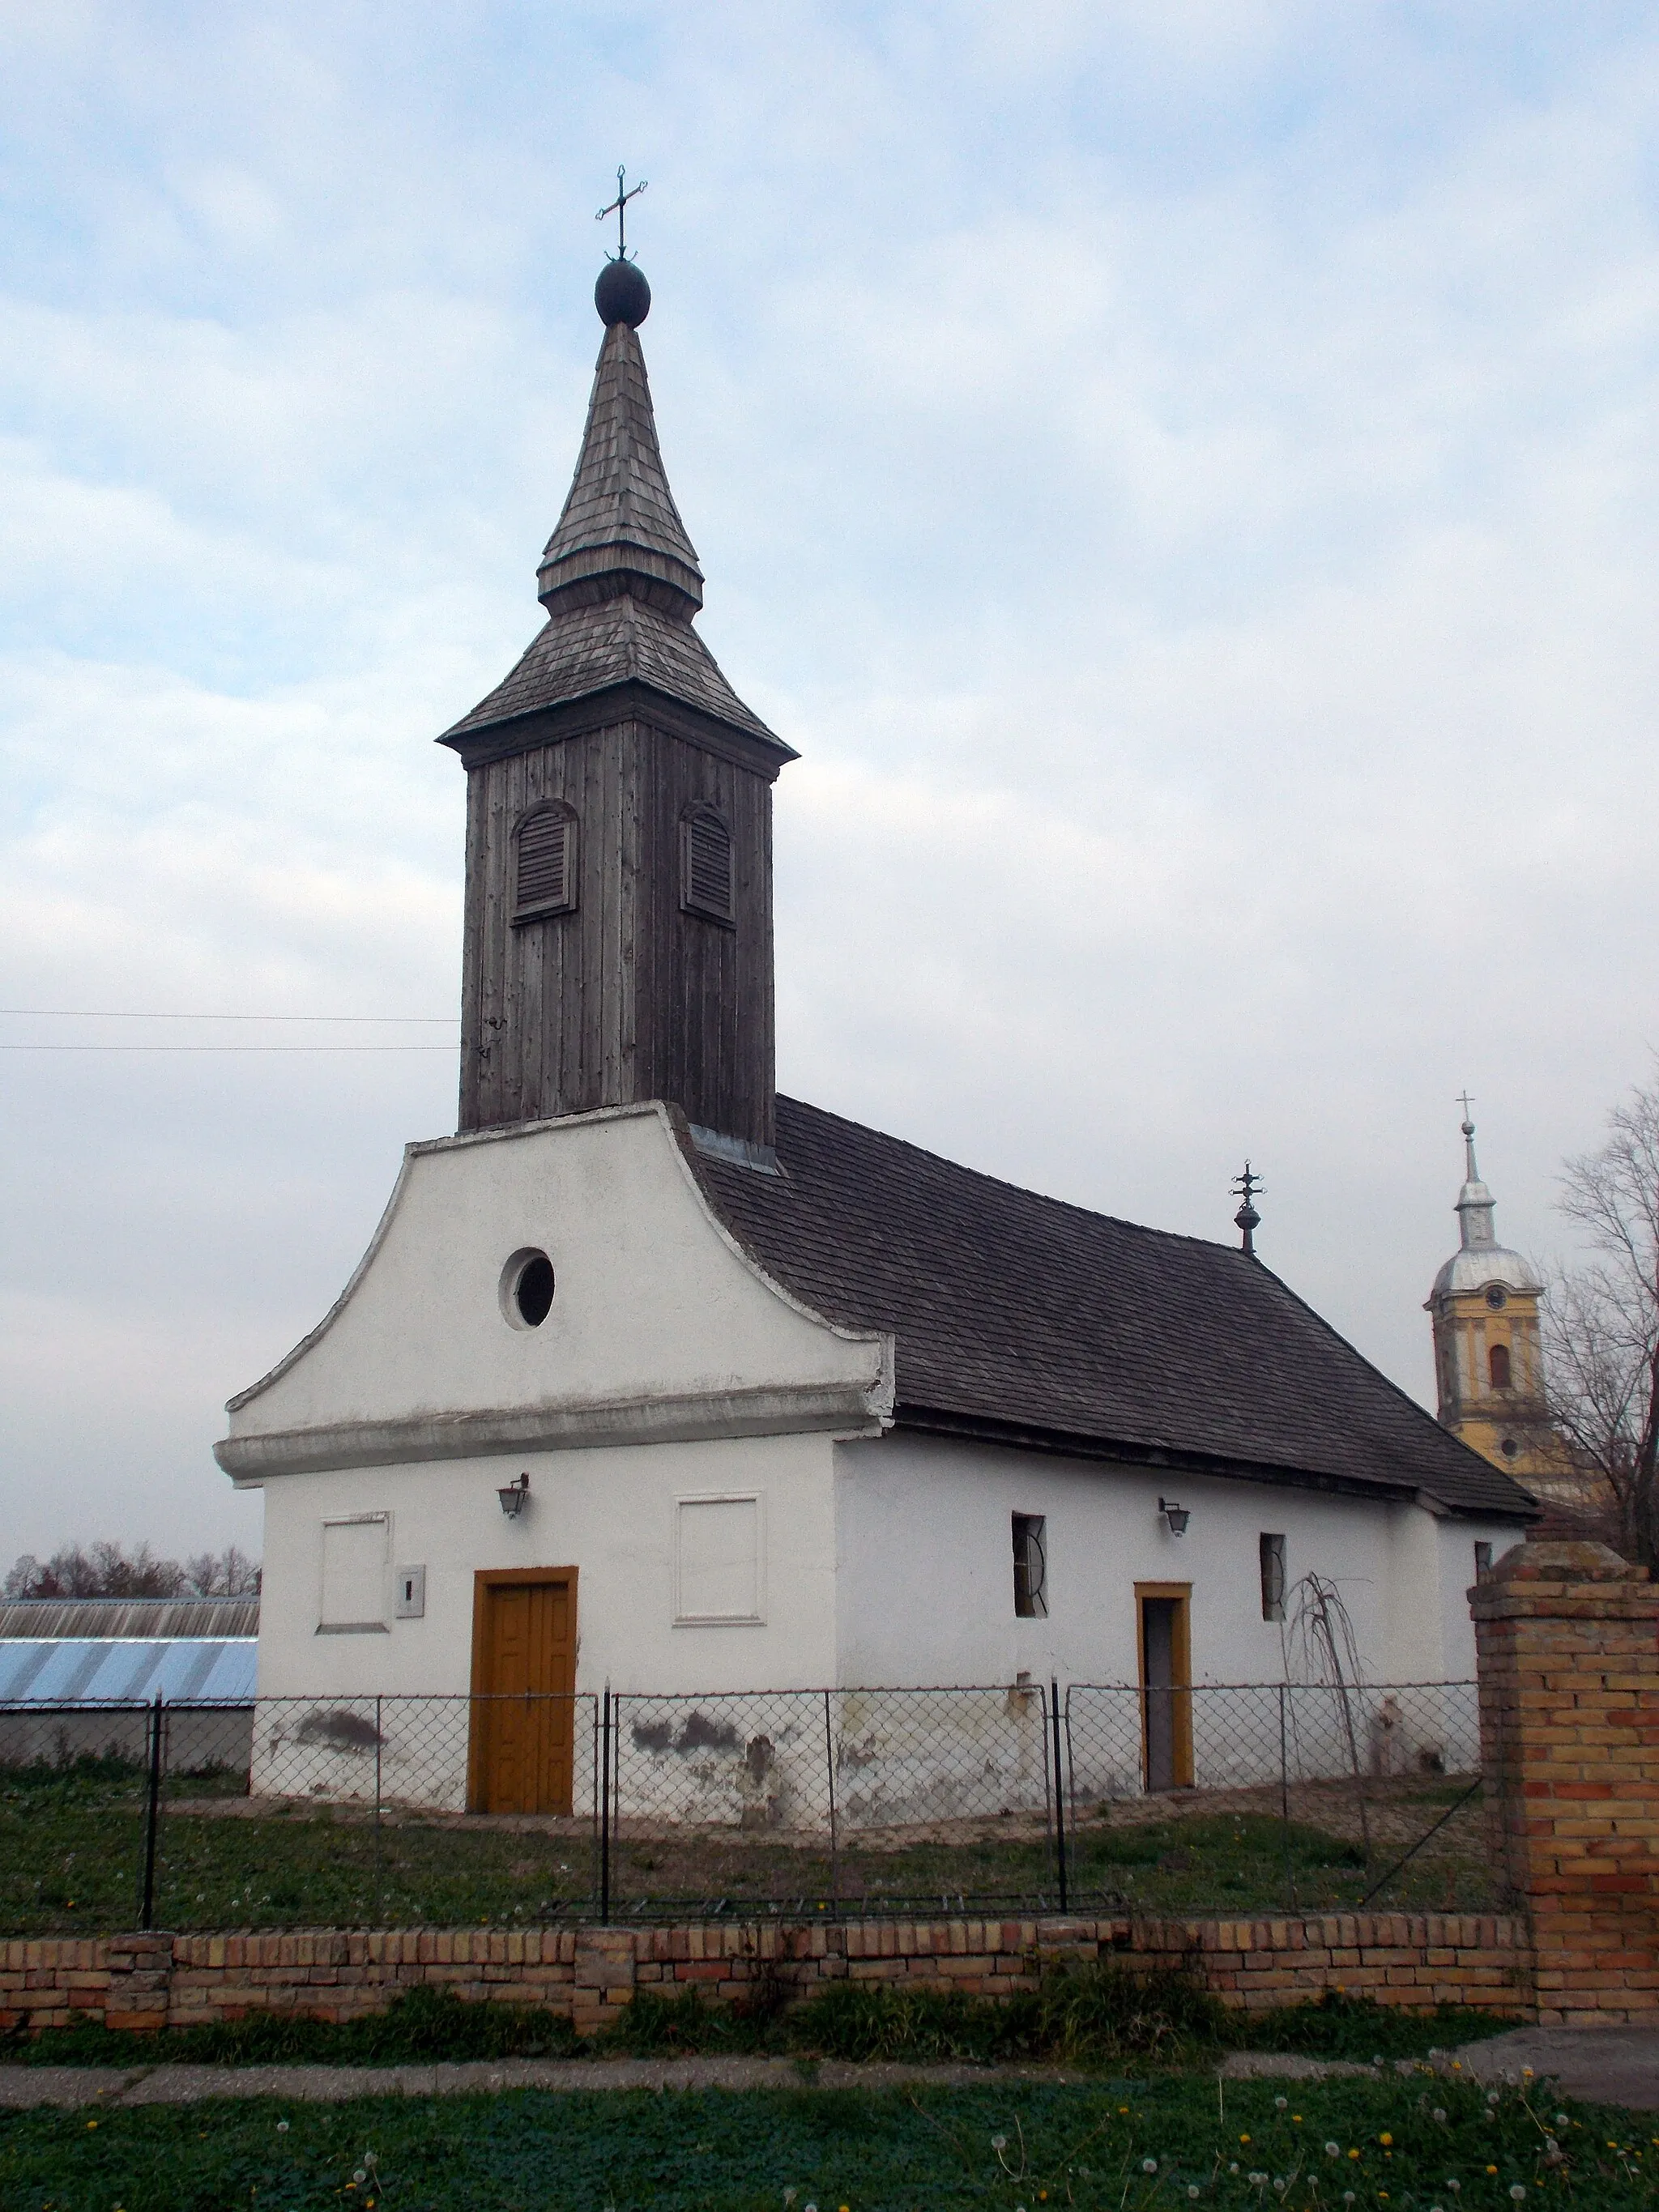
513 803 577 922
680 805 733 924
1488 1341 1512 1391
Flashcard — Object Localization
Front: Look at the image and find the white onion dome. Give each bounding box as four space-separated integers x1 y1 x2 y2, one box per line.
1431 1120 1541 1299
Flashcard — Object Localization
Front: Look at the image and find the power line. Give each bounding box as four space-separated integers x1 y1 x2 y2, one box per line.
1 1043 456 1055
0 1009 457 1024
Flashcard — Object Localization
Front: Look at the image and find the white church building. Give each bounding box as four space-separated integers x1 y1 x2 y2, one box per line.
217 250 1534 1813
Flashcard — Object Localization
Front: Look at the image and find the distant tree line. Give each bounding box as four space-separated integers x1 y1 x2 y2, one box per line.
2 1541 261 1600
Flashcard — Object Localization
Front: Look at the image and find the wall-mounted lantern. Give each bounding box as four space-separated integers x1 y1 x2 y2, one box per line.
1158 1497 1190 1537
498 1472 531 1518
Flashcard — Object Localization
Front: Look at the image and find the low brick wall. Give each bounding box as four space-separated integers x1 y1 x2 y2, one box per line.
0 1911 1528 2038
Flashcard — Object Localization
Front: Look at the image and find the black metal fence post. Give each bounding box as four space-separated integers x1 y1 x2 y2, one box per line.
823 1690 839 1912
1278 1683 1297 1910
1050 1679 1068 1913
606 1681 619 1929
373 1694 384 1925
138 1692 164 1931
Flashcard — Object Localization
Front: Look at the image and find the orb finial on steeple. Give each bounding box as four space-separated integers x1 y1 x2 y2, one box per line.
1231 1161 1264 1259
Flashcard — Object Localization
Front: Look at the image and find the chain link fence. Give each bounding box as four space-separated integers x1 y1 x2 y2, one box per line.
607 1685 1058 1916
0 1679 1494 1934
1064 1681 1487 1915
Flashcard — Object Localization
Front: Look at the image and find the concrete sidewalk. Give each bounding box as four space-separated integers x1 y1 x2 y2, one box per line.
1222 2028 1659 2112
0 2054 1093 2108
4 2029 1658 2111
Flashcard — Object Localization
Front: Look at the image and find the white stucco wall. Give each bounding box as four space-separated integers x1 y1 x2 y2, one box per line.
830 1430 1526 1690
222 1102 889 1457
255 1429 839 1699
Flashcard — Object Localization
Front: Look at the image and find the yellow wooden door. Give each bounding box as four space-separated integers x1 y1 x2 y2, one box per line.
468 1570 577 1813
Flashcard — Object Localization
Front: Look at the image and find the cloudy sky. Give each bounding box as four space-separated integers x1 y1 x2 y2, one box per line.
2 2 1656 1566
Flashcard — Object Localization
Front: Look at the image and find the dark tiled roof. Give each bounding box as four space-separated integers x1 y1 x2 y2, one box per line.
442 595 781 748
697 1097 1537 1519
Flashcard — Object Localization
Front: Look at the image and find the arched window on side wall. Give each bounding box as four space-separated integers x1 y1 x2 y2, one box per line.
1488 1341 1512 1391
680 804 734 924
513 802 578 922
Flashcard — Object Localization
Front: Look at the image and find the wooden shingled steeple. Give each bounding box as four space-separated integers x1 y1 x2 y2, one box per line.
441 258 795 1156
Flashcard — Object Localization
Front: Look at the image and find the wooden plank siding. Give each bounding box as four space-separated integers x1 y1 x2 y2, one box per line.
457 715 777 1147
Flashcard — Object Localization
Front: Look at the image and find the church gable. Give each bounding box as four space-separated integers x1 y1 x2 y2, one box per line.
216 1103 891 1481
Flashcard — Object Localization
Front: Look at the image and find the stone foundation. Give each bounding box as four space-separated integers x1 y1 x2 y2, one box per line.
0 1910 1527 2038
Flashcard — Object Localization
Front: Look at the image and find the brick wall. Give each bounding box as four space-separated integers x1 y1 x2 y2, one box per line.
1471 1538 1659 2026
0 1910 1525 2038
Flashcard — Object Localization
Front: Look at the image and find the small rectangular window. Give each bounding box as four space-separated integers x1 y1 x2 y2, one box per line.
1260 1532 1286 1622
1013 1513 1048 1618
1473 1540 1494 1579
676 1494 763 1624
319 1515 389 1634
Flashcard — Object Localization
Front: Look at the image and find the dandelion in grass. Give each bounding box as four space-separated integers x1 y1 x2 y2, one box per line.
1432 2110 1447 2125
276 2121 289 2133
1342 2194 1355 2206
993 2139 1008 2153
1144 2159 1158 2173
1326 2144 1341 2159
1249 2173 1267 2187
1230 2163 1239 2174
1277 2099 1290 2112
1380 2136 1392 2148
1189 2187 1201 2199
1510 2189 1527 2201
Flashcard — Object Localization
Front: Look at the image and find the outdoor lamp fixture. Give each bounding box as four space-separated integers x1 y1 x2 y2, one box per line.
497 1472 531 1519
1158 1497 1191 1536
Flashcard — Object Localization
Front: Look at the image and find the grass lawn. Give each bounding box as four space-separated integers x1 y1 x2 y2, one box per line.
0 1762 1493 1934
1 2069 1651 2212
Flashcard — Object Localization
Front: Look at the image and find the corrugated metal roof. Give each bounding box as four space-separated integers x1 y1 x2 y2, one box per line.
0 1598 259 1640
0 1639 256 1706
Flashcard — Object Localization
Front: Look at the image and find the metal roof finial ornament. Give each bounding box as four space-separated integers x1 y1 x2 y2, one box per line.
1457 1089 1480 1179
1231 1161 1263 1259
596 164 647 261
593 166 652 327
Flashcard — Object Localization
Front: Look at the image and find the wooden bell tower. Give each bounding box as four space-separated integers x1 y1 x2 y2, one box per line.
440 256 795 1157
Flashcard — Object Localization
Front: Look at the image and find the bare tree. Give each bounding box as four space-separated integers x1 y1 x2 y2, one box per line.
183 1545 262 1597
1544 1066 1659 1569
4 1540 262 1600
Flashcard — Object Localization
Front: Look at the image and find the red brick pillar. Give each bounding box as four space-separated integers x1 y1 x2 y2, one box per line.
1470 1540 1659 2024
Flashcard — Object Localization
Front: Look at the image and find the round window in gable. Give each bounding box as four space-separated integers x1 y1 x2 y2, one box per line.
1501 1436 1520 1459
500 1248 556 1330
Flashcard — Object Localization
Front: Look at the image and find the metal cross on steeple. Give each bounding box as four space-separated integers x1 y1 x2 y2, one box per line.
1457 1089 1476 1126
596 165 648 262
1231 1161 1264 1259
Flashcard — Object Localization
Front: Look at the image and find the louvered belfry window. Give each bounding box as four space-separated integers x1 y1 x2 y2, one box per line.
514 804 576 921
681 805 734 923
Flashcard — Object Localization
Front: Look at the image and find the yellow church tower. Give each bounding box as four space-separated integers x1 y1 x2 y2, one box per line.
1425 1107 1558 1487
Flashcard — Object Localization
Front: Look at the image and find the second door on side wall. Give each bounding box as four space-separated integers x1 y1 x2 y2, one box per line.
1137 1583 1194 1792
468 1570 577 1814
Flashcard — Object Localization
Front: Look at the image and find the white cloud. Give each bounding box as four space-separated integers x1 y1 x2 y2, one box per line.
1 0 1656 1561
